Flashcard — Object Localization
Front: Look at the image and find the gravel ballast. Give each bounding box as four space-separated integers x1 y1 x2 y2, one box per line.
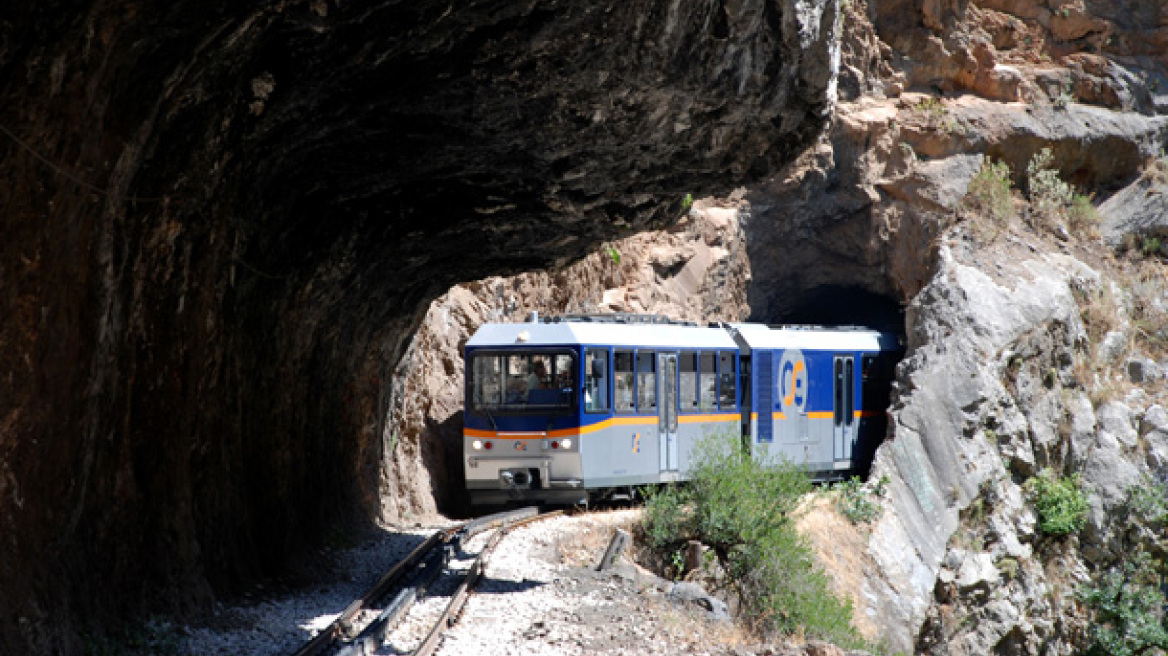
176 509 858 656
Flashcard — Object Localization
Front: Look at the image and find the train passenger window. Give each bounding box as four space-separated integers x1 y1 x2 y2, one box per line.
636 351 656 412
718 351 737 409
584 348 610 413
699 352 716 411
679 352 698 411
614 350 635 413
845 358 855 426
833 359 844 426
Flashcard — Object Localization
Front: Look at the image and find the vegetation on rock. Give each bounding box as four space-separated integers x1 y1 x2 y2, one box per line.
1081 479 1168 656
966 155 1015 227
831 475 889 525
641 433 862 647
1026 468 1089 536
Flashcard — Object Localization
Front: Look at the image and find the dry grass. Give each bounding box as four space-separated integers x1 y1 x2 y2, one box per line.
794 495 882 642
1068 251 1168 405
552 508 641 567
1128 260 1168 362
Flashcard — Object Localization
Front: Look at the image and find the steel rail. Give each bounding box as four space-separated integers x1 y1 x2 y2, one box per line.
290 506 546 656
291 527 456 656
412 509 562 656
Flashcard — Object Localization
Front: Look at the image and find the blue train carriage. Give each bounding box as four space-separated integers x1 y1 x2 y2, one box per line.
463 314 743 506
727 323 902 478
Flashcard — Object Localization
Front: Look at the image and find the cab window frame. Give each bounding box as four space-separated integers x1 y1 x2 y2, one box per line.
466 348 578 416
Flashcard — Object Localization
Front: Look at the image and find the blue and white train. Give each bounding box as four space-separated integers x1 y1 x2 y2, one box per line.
463 314 902 505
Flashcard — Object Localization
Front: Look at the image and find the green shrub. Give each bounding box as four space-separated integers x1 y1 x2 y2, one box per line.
1026 147 1075 230
1142 236 1163 257
833 475 889 525
642 434 862 646
1127 478 1168 526
1081 550 1168 656
1079 479 1168 656
1026 468 1089 536
965 156 1015 226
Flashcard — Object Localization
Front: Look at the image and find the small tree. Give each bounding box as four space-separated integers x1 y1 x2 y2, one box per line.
1026 147 1075 230
965 155 1015 226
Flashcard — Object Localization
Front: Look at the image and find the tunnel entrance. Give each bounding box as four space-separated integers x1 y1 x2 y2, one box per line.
758 284 905 333
752 284 906 480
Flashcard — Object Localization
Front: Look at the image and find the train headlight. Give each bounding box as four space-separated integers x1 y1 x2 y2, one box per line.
472 440 483 450
560 438 572 449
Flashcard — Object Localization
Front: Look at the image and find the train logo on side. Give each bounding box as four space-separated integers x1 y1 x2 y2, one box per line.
778 349 808 415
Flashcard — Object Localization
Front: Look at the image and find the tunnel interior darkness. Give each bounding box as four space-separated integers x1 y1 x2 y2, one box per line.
757 284 906 333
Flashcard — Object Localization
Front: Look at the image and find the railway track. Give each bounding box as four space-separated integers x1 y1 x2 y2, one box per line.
292 506 560 656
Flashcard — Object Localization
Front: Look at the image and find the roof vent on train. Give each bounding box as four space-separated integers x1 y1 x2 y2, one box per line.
545 313 696 326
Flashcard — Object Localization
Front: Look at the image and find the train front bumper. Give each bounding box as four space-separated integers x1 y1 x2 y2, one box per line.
464 452 585 505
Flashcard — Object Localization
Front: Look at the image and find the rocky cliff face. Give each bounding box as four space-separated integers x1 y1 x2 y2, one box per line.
0 1 840 652
785 0 1168 652
386 0 1168 652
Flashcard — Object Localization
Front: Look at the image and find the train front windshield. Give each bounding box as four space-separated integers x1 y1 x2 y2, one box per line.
469 350 576 413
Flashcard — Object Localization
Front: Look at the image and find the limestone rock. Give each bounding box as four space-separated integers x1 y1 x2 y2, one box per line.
1099 169 1168 249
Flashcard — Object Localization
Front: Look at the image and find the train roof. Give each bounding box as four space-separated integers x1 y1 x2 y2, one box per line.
465 320 737 350
728 323 902 352
466 316 903 353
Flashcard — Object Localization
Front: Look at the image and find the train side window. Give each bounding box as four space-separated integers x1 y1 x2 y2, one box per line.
845 358 855 426
584 349 610 413
833 358 844 426
636 351 657 412
679 352 698 411
718 350 737 409
614 350 634 413
699 352 716 411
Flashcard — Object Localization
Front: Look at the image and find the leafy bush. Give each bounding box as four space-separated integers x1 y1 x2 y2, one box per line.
1081 551 1168 656
1143 236 1163 257
1080 480 1168 656
642 434 861 646
965 156 1015 226
833 475 889 525
1026 468 1089 536
1026 147 1075 230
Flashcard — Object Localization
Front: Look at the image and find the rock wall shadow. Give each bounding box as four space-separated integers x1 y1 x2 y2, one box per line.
423 411 473 519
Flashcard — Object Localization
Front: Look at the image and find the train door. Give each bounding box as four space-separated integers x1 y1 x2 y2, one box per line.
833 355 856 465
658 352 679 473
